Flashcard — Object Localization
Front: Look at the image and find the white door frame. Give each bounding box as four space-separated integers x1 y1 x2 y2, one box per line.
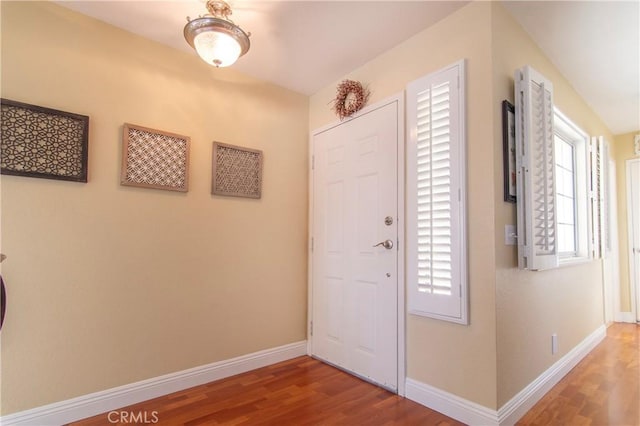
307 93 406 396
626 158 640 323
605 159 620 324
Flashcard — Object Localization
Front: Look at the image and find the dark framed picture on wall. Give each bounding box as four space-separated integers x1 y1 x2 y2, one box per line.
0 98 89 182
502 100 516 203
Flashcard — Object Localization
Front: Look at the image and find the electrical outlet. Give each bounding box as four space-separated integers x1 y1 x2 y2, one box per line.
551 333 558 354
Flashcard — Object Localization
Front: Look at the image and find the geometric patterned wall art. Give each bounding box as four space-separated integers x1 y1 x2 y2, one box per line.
121 123 190 192
0 98 89 182
211 142 263 199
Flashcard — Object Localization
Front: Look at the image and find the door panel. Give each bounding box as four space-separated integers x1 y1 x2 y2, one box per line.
311 101 398 390
603 160 618 324
629 160 640 322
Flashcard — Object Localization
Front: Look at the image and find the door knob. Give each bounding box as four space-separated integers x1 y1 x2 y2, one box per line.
373 239 394 250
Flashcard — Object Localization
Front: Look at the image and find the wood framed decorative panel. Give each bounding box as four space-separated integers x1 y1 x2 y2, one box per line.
211 142 263 199
0 98 89 182
121 123 190 192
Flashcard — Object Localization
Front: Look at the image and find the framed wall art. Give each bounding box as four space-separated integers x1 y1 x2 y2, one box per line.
502 100 517 203
211 142 263 199
121 123 190 192
0 98 89 182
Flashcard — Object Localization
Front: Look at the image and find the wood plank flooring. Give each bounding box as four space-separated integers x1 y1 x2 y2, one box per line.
70 356 463 426
517 322 639 426
71 323 638 425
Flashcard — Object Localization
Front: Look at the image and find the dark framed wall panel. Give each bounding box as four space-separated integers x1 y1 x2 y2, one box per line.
502 100 516 203
0 99 89 182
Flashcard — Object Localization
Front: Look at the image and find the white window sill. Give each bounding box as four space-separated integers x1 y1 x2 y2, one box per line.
558 256 593 268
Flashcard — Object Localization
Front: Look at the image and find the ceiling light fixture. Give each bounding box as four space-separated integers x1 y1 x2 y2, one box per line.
184 0 250 68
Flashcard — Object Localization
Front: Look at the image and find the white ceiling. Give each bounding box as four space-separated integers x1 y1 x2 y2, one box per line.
503 1 639 135
56 0 639 135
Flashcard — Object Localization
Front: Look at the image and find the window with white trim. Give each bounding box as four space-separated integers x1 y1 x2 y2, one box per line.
514 65 594 270
554 109 590 261
406 60 468 324
555 135 577 255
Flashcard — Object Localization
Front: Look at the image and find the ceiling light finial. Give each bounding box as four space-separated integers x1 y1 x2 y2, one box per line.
184 0 250 68
205 0 232 20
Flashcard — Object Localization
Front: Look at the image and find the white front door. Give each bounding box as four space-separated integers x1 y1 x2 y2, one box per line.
628 159 640 322
310 100 399 391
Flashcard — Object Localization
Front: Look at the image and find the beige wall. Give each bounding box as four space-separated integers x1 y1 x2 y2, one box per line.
1 0 622 417
0 2 308 414
311 0 616 411
311 1 499 409
491 3 611 406
613 132 640 312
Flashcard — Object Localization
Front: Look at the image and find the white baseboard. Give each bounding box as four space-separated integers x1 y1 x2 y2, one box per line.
405 379 500 426
4 323 608 426
497 324 606 425
615 312 636 323
1 341 307 426
405 324 607 426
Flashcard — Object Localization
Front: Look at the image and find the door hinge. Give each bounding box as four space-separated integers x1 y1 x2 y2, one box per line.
311 237 314 252
312 155 315 170
310 321 313 336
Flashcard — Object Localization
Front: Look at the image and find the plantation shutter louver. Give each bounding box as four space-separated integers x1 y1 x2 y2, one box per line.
515 66 559 270
407 60 468 324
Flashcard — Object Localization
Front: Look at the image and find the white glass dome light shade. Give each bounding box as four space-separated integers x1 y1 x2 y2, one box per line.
194 31 241 67
184 16 250 68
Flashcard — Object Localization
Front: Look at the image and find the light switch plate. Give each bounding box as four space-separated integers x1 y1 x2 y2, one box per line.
505 224 517 245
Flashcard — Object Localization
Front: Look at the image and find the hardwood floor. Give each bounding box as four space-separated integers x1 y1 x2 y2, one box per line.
70 357 463 426
71 323 638 426
517 322 639 426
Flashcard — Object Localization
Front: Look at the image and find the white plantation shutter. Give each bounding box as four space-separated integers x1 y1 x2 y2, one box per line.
515 66 559 270
407 60 468 324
